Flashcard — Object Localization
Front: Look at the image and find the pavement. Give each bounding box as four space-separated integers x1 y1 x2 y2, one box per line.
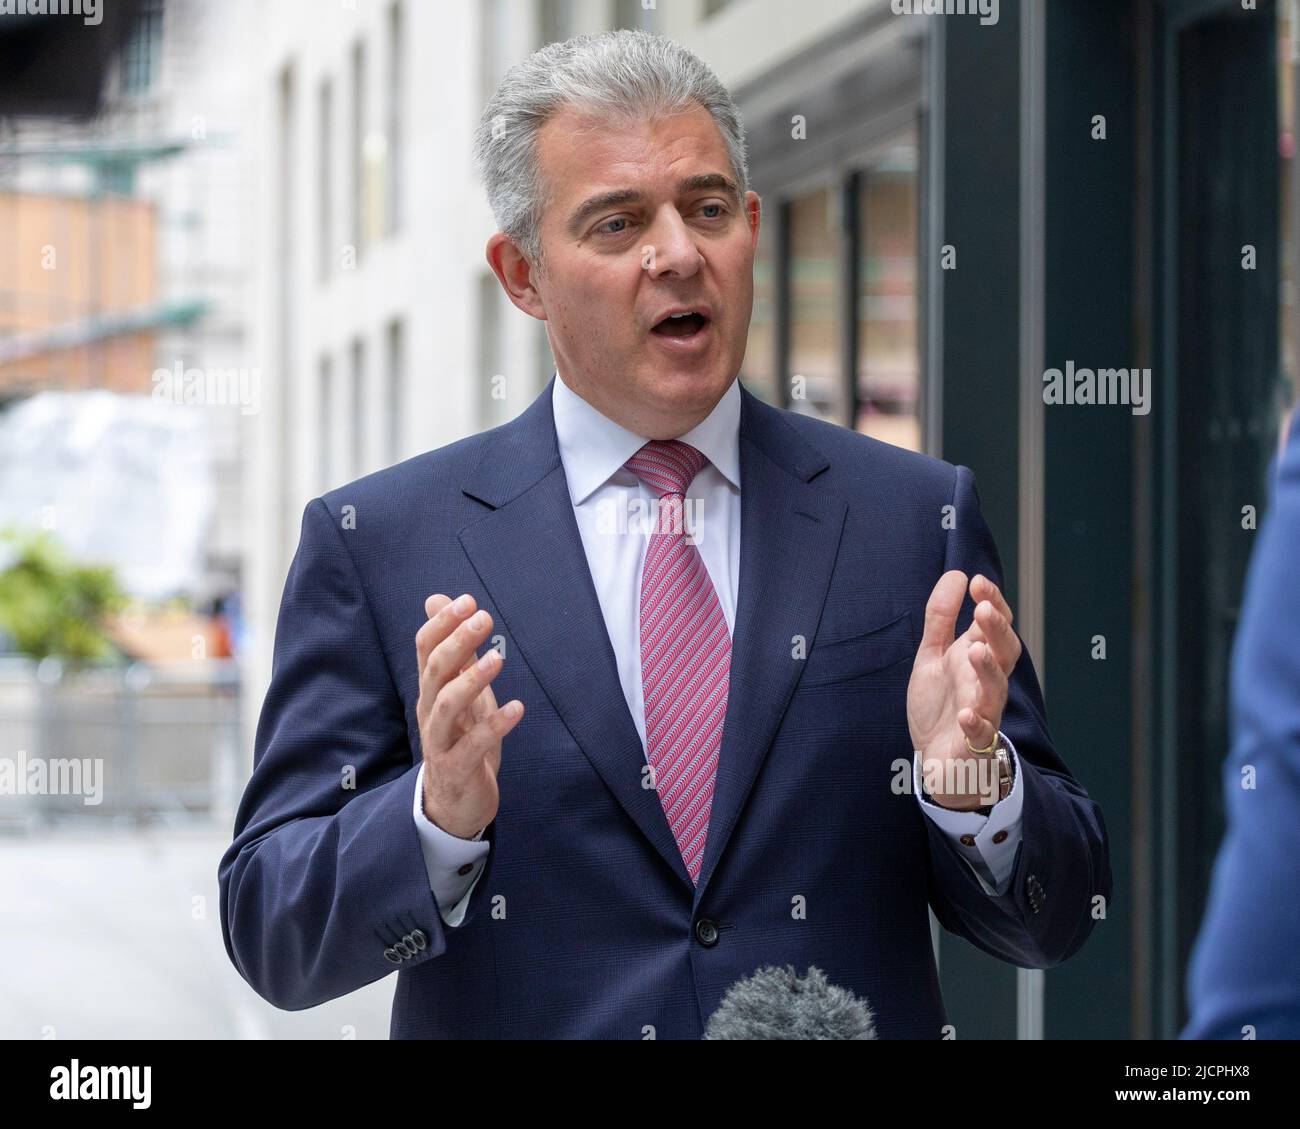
0 823 397 1039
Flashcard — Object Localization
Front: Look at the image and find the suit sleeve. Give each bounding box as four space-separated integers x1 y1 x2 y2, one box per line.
914 738 1025 895
413 762 490 927
921 465 1112 969
218 498 496 1010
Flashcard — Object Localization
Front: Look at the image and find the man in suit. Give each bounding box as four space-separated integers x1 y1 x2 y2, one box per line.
219 29 1109 1038
1183 407 1300 1039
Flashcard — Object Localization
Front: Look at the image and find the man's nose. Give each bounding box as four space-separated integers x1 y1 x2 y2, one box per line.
643 209 704 279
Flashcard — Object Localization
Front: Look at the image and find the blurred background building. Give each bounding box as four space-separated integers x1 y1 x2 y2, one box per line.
1 0 1296 1040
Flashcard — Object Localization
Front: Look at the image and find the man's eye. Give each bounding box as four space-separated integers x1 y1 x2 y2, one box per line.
593 205 727 237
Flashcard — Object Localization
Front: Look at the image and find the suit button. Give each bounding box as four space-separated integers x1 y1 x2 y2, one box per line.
992 830 1008 844
384 947 402 964
959 834 976 847
694 918 720 947
407 929 427 952
457 863 474 876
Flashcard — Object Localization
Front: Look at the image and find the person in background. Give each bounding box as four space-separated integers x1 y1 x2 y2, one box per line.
1184 403 1300 1039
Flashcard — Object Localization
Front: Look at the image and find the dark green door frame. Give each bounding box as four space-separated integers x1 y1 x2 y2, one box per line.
1146 0 1282 1039
934 0 1025 1041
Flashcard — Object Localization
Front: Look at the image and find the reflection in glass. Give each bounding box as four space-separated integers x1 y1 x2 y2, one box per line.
856 142 921 451
788 185 844 424
739 208 777 404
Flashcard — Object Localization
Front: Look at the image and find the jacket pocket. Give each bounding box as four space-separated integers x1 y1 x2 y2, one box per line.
799 610 915 687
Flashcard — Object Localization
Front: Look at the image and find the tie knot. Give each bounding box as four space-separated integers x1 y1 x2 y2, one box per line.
624 439 707 497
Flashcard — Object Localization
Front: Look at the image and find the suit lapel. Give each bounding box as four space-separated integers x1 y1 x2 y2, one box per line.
458 378 692 885
691 392 846 898
457 376 846 896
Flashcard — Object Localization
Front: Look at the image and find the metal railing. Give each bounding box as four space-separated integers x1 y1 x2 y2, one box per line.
0 655 242 829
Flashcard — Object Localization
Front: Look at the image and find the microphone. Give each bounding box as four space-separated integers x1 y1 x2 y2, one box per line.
703 964 878 1039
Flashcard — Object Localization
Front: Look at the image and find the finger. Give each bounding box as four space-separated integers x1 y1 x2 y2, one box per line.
467 676 500 724
969 639 1009 722
417 593 469 683
416 594 454 678
970 574 1014 626
962 618 988 646
458 699 524 776
919 570 968 659
426 645 503 754
958 705 998 754
425 608 493 697
959 687 1001 806
419 603 492 713
974 600 1022 675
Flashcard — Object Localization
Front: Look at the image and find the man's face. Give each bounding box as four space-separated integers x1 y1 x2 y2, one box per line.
497 101 760 439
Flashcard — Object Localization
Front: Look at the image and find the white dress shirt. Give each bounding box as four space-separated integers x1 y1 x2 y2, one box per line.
413 369 1024 926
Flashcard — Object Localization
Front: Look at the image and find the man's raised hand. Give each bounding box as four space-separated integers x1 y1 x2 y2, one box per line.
906 571 1022 810
417 593 524 839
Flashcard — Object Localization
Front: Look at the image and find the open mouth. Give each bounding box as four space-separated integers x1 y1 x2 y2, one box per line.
650 312 710 339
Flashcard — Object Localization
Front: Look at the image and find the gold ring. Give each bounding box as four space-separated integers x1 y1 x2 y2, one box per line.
965 735 998 755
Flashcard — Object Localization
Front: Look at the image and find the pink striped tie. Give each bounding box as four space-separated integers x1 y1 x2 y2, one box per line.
624 439 731 885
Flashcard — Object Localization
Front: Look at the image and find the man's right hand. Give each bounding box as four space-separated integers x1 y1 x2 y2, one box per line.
417 593 524 839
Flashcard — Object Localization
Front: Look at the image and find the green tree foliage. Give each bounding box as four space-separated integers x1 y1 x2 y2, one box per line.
0 530 126 661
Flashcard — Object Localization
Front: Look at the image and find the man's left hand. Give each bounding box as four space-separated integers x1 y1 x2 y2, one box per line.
907 571 1021 811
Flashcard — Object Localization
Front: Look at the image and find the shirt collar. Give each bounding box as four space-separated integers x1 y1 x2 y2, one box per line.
552 367 741 506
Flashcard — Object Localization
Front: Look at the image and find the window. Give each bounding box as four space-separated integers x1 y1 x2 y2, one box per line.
386 2 404 236
855 140 921 451
351 41 366 262
276 65 297 568
386 320 405 462
350 339 366 478
318 79 333 282
787 185 844 424
763 133 923 450
121 0 164 96
739 207 778 404
319 355 333 488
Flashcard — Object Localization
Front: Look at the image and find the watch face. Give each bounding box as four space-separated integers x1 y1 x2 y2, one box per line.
996 748 1012 796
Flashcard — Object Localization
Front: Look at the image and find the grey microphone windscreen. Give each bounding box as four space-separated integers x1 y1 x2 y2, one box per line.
703 964 878 1039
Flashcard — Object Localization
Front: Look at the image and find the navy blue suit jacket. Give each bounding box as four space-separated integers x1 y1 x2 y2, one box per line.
218 376 1110 1038
1184 414 1300 1039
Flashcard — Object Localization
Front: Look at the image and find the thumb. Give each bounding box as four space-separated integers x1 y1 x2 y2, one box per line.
919 570 968 660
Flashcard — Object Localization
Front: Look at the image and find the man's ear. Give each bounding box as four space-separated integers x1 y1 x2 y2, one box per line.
486 232 547 321
745 191 762 252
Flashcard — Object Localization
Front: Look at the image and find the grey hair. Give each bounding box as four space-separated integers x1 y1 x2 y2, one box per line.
472 28 750 272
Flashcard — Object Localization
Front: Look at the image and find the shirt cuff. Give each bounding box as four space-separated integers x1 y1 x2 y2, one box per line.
913 734 1025 896
413 762 490 927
